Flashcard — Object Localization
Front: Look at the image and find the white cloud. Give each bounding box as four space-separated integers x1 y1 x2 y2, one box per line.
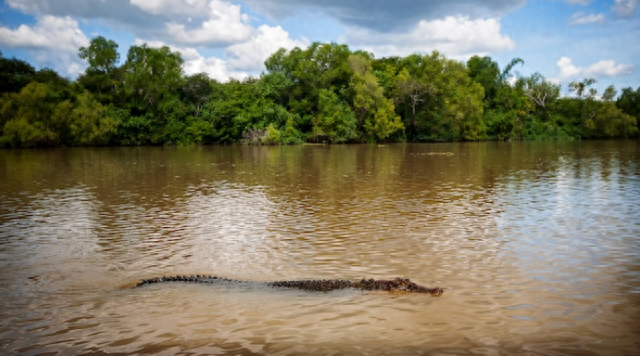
137 24 308 81
569 11 605 25
556 57 581 80
0 15 89 77
613 0 638 17
135 38 247 82
5 0 255 48
557 56 635 81
184 56 248 82
0 15 88 52
165 0 253 46
226 25 308 71
343 16 514 59
584 59 635 77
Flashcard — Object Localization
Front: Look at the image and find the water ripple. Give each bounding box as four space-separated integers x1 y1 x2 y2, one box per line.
1 142 639 355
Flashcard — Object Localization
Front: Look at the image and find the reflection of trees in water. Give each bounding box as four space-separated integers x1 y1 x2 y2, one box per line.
1 142 637 286
0 186 106 291
492 143 640 329
178 182 277 280
228 144 510 284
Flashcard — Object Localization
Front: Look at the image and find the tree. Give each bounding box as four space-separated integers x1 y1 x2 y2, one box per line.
34 68 72 98
349 54 403 141
617 86 640 132
518 73 559 110
314 88 357 143
500 58 524 82
371 56 402 93
393 67 434 135
387 52 485 141
64 91 119 146
389 54 438 140
3 41 638 146
264 42 353 120
0 82 60 147
258 71 293 107
467 56 501 108
569 78 596 98
466 56 525 140
78 36 122 102
181 73 213 117
439 59 485 140
602 85 617 102
79 36 120 74
123 44 184 110
583 101 638 138
0 51 36 94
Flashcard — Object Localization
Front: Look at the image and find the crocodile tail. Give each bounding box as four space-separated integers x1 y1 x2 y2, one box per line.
133 275 233 287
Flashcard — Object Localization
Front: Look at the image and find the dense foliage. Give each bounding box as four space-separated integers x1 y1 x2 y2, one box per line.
1 39 638 147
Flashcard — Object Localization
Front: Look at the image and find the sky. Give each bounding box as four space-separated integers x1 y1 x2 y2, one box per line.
0 0 638 96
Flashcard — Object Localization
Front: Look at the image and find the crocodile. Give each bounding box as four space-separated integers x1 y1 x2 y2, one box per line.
132 275 444 295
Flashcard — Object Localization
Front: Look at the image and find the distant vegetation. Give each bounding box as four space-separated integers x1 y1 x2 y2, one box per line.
1 37 638 147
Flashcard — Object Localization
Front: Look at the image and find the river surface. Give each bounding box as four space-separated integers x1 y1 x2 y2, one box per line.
0 141 639 355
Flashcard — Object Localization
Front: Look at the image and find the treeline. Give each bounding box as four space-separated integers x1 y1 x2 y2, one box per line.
1 37 638 147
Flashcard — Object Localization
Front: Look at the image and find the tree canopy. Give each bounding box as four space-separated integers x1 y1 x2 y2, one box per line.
0 40 638 148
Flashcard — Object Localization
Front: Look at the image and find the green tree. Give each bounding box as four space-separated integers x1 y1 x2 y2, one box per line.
279 117 305 144
466 56 525 140
79 36 120 73
115 113 153 146
569 78 596 99
583 101 638 138
261 123 281 145
0 51 36 94
65 91 119 146
199 78 264 143
181 73 214 118
467 56 501 108
78 36 122 103
119 44 185 144
156 97 191 145
314 88 357 143
33 68 73 103
518 72 560 111
123 44 184 110
0 82 61 147
391 52 484 141
371 56 402 93
500 58 524 82
617 86 640 132
440 59 485 140
258 71 293 108
264 42 353 123
393 67 434 138
602 85 617 102
349 54 403 141
515 73 564 137
3 41 637 147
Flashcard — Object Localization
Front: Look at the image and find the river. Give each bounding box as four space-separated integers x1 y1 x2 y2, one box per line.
1 141 639 355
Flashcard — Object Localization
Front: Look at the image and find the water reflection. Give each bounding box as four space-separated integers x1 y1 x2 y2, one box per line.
0 141 639 355
0 186 105 293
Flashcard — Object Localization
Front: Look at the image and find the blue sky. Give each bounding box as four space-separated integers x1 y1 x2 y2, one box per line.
0 0 638 96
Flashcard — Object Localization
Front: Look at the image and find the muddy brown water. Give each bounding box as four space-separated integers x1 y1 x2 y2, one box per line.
1 141 639 355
